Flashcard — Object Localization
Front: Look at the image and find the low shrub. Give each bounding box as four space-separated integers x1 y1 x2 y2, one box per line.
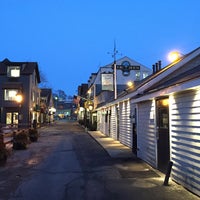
0 147 7 164
13 130 29 150
29 128 39 142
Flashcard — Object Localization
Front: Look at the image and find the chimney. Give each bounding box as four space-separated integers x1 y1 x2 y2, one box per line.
158 60 161 70
155 62 159 72
152 64 156 74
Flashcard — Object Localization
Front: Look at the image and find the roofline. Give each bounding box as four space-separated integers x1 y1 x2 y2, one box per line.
95 47 200 108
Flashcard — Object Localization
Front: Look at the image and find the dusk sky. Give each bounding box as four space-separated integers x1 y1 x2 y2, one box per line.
0 0 199 95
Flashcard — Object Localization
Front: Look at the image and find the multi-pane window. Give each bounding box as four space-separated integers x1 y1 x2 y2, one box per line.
7 66 20 77
4 89 19 101
6 112 18 125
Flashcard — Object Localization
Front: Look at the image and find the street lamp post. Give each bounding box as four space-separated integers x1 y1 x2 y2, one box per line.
84 99 94 130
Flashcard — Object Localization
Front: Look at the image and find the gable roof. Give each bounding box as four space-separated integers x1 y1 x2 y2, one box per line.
136 47 200 95
97 46 200 108
103 56 151 71
0 58 41 83
40 88 52 104
144 57 200 94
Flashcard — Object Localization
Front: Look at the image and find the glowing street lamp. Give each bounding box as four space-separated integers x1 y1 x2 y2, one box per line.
167 51 182 62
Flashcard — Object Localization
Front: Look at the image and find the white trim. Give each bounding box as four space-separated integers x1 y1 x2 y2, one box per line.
132 77 200 103
137 48 200 95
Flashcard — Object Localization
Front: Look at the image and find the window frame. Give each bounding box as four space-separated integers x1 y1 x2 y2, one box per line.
4 89 19 101
7 66 21 78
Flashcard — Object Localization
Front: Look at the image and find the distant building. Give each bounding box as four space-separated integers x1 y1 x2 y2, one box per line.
76 55 151 129
87 56 152 109
55 101 73 119
40 88 54 123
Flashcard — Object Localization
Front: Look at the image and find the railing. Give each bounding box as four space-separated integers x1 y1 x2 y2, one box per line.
0 132 13 150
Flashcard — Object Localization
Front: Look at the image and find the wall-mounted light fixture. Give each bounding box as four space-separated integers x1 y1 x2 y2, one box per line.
15 91 23 104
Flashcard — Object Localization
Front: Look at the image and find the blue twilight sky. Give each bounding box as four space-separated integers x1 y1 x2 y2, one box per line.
0 0 199 95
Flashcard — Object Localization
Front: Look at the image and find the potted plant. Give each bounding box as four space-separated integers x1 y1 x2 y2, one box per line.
29 128 39 142
0 146 7 164
13 130 29 150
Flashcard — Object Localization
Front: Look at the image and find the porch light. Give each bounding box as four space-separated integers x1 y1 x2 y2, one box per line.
161 99 169 106
84 100 94 111
15 92 23 103
88 105 93 111
127 81 134 87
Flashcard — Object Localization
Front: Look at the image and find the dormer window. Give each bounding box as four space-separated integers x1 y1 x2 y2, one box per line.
7 66 20 77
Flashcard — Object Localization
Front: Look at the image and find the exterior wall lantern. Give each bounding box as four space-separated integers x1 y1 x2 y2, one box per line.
15 91 23 126
15 91 23 104
84 100 94 111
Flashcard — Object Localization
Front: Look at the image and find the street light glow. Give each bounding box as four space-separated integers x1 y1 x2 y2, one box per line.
167 51 181 62
127 81 134 87
15 93 23 103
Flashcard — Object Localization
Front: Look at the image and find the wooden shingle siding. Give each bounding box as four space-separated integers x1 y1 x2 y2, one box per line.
119 101 132 148
137 100 156 168
170 89 200 196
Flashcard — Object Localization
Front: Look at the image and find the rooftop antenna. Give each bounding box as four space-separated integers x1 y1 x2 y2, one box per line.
107 39 122 99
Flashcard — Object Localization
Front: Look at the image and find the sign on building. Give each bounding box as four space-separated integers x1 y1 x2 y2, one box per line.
101 73 113 91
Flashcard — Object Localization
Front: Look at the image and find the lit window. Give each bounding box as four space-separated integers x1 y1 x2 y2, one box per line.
135 71 140 80
7 66 20 77
4 89 18 101
143 72 148 79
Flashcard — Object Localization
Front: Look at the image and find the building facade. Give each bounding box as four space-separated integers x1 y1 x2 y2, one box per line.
77 56 151 130
0 58 41 129
40 88 54 124
96 47 200 196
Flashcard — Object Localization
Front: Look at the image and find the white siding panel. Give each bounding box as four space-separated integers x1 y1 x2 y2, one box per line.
110 105 117 139
119 100 132 148
98 110 105 134
170 89 200 196
137 100 156 168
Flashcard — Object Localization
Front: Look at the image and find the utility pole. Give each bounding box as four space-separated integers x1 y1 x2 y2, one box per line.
108 40 121 99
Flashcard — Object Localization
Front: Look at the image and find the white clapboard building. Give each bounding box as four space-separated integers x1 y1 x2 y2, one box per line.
96 47 200 196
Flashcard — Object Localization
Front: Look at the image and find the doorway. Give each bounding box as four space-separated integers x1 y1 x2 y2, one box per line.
156 98 170 173
6 112 19 126
132 108 137 155
116 105 119 140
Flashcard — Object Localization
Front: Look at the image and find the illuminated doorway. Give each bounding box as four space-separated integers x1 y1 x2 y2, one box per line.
156 98 170 173
6 112 19 126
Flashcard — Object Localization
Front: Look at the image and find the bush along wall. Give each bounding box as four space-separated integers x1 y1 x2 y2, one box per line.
0 136 7 164
13 130 29 150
